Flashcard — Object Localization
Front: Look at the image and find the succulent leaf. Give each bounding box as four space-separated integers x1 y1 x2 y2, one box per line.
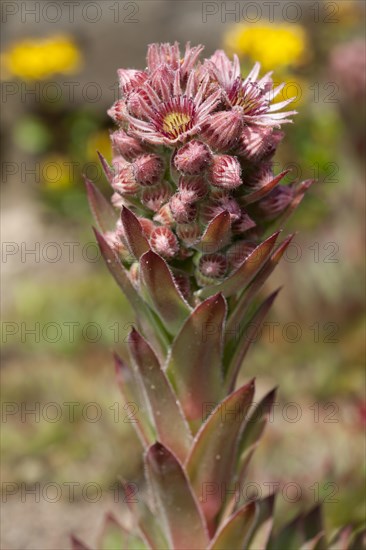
186 380 255 532
145 443 210 550
128 329 192 462
247 494 275 550
166 293 226 426
85 177 117 233
121 206 150 259
208 501 257 549
95 229 169 359
225 289 281 390
195 211 231 253
114 353 154 447
139 250 192 335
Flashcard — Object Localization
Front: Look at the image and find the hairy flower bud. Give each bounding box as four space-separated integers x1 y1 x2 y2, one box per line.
118 68 147 95
133 154 165 186
208 155 242 189
153 203 174 226
202 108 243 151
232 209 256 235
256 186 294 219
178 175 208 203
174 140 212 174
201 193 241 223
112 160 140 195
150 226 179 258
176 222 201 246
138 217 155 237
236 126 284 161
170 193 197 223
141 181 172 212
108 100 126 123
111 129 144 161
196 253 227 286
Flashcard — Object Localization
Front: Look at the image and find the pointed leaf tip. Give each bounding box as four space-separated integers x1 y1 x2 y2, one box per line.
121 206 150 259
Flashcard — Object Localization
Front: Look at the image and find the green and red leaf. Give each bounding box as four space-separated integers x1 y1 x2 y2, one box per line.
197 231 280 299
195 211 231 253
209 502 256 549
145 443 209 550
186 380 255 532
166 293 226 426
85 177 117 233
128 329 192 462
121 206 150 259
140 250 192 335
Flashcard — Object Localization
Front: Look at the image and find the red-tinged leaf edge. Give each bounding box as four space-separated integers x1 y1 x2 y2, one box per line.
114 353 154 447
97 150 114 182
140 250 192 335
128 329 193 462
145 442 210 550
121 206 150 259
165 293 226 426
85 176 117 233
225 289 281 391
225 234 294 342
186 380 255 533
196 231 280 299
195 211 231 253
209 501 257 549
243 169 291 205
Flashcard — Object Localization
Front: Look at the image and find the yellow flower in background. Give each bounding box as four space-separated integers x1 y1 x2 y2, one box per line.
224 24 308 72
41 155 74 190
86 130 112 164
1 35 82 80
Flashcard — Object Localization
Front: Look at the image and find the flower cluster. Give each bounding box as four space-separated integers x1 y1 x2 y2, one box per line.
101 42 309 290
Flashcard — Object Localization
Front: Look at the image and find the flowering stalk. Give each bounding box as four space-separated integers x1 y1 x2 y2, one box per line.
76 43 362 549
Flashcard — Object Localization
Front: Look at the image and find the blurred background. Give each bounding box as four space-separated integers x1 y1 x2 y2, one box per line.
1 1 365 548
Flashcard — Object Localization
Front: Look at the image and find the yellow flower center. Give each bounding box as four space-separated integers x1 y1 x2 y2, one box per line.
162 111 192 139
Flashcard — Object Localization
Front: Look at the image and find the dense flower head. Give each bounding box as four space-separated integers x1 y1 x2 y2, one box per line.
100 42 310 289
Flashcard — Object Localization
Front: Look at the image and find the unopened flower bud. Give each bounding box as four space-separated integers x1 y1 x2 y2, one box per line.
256 186 294 220
201 194 241 224
170 193 197 223
150 226 179 258
133 154 164 186
111 192 124 209
247 163 274 189
111 129 144 161
153 204 174 226
236 126 284 161
196 253 227 286
129 262 140 289
202 108 243 151
108 100 127 123
138 217 155 237
209 154 242 189
141 181 172 212
178 175 208 203
232 209 256 235
174 140 212 174
176 222 201 246
112 160 140 195
118 68 147 95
